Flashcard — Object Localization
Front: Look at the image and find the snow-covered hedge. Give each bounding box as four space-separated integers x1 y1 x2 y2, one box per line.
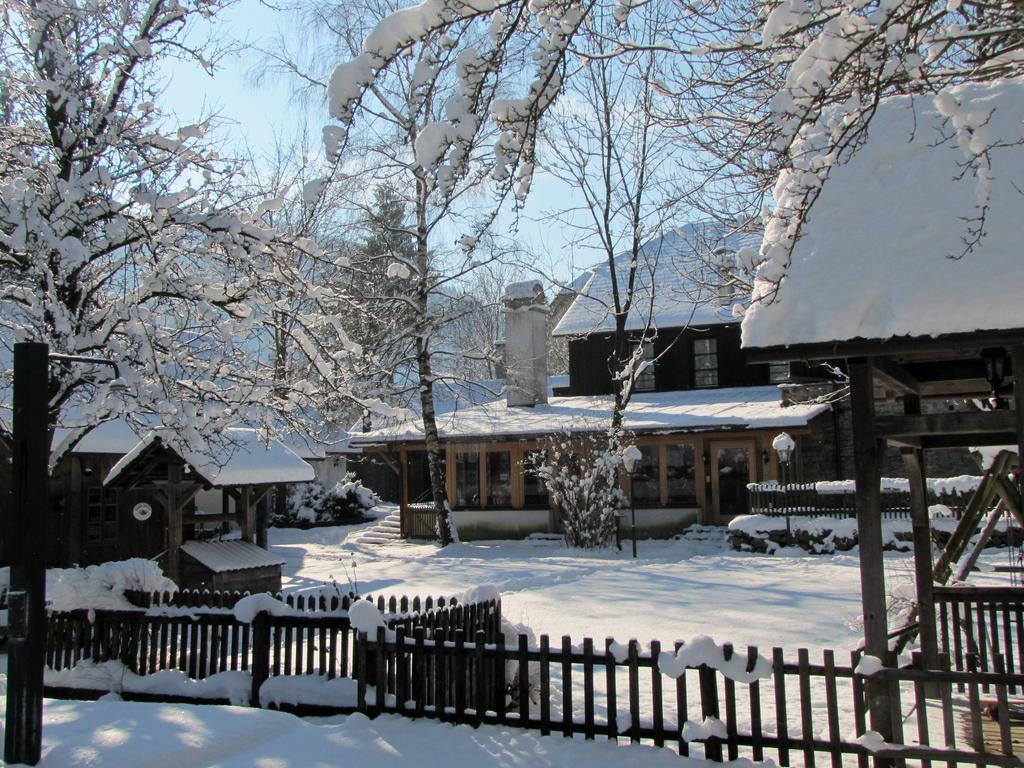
273 476 378 527
728 511 1022 555
47 559 177 612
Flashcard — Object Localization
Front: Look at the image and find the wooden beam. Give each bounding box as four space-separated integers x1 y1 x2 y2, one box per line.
1012 346 1024 507
875 410 1016 441
165 464 183 584
872 358 920 397
901 446 939 676
848 359 895 744
918 378 992 398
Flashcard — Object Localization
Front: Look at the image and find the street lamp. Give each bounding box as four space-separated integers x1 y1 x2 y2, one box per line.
772 432 795 486
772 432 796 536
622 445 642 559
5 343 124 766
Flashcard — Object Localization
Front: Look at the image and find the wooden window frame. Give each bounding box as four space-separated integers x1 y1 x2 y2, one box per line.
85 486 118 547
693 338 719 388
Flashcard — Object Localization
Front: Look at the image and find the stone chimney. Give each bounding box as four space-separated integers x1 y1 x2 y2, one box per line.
503 280 548 407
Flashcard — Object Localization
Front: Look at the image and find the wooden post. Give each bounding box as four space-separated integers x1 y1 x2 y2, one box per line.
901 393 939 676
250 611 270 707
5 342 49 766
1011 346 1024 504
848 358 894 746
902 445 940 684
240 486 254 543
165 463 183 584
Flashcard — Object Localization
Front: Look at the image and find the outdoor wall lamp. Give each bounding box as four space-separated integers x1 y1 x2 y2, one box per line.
982 347 1008 408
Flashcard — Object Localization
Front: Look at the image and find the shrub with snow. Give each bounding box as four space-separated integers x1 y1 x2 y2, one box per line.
275 475 378 527
47 559 177 612
530 432 626 549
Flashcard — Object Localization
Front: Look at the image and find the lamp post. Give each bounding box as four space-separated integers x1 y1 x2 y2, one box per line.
772 432 796 536
622 445 642 559
5 343 124 766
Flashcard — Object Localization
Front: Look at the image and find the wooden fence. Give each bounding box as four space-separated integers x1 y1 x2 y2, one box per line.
937 585 1024 693
45 592 502 708
350 627 1023 767
749 483 974 519
43 586 1024 767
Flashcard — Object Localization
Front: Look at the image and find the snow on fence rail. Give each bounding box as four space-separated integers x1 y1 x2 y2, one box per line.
42 587 1024 767
748 480 978 519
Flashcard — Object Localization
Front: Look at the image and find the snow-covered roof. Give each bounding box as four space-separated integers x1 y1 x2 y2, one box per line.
349 385 829 444
60 418 143 455
105 427 314 488
353 375 570 434
553 224 761 338
742 78 1024 351
180 540 286 573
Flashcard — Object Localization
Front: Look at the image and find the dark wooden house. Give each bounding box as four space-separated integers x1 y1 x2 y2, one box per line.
353 226 843 539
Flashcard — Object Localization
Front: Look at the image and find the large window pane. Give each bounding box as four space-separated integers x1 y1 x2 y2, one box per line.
523 451 549 508
486 451 512 507
666 444 697 505
632 445 660 506
455 452 480 508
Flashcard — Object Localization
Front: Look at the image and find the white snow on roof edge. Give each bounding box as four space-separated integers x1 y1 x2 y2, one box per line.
743 78 1024 350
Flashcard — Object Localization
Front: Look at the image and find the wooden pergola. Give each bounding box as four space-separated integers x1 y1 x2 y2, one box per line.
749 330 1024 737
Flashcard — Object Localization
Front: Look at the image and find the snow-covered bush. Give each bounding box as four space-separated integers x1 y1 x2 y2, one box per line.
47 559 177 612
529 432 627 549
275 476 378 527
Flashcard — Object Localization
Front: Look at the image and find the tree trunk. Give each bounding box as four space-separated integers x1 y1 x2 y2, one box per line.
414 174 453 545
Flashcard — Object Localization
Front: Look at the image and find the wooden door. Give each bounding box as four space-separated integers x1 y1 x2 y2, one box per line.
711 440 756 523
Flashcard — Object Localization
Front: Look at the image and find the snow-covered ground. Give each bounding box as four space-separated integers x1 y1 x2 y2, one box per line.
1 511 1016 766
0 697 728 767
270 510 967 653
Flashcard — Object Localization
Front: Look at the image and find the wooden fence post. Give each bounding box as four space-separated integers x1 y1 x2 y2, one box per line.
698 664 723 762
250 611 270 708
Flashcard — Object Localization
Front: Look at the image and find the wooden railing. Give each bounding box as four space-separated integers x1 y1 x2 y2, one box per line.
404 502 438 539
936 585 1024 693
749 482 974 518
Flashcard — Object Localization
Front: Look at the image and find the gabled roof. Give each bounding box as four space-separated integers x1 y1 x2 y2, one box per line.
104 427 314 488
349 385 829 445
742 78 1024 352
553 224 761 338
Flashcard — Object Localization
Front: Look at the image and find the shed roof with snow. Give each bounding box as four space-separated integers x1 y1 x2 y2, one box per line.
742 78 1024 354
180 540 286 573
553 224 761 338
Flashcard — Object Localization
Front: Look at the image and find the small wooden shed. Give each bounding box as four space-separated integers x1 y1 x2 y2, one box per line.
102 427 313 589
741 82 1024 740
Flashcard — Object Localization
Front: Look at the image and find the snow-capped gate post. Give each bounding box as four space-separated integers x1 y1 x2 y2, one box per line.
5 342 49 765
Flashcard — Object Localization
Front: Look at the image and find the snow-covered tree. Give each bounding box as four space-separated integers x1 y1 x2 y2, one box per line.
269 0 536 544
0 0 360 459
